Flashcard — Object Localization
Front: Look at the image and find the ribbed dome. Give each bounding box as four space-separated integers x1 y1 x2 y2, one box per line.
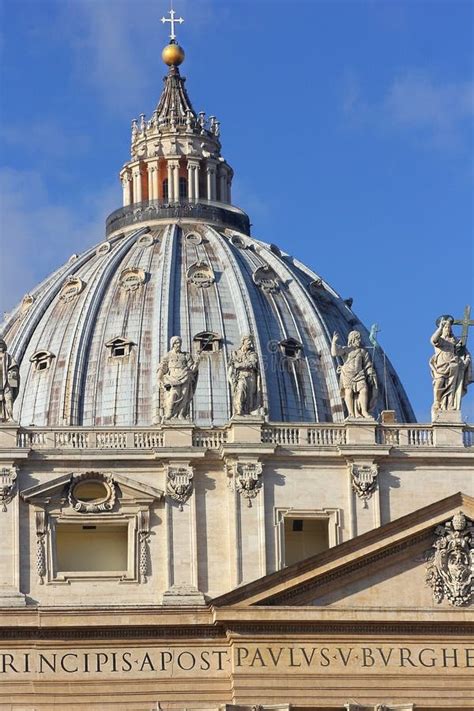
1 221 415 427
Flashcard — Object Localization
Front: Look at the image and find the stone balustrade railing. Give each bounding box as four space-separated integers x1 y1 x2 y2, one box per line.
4 421 471 453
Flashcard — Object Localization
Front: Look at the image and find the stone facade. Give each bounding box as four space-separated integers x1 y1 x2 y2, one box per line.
0 19 473 711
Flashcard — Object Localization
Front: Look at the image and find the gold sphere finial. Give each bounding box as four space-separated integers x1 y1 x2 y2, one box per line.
162 42 185 66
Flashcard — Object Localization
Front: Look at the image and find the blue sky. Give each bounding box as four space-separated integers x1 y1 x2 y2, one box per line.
0 0 473 422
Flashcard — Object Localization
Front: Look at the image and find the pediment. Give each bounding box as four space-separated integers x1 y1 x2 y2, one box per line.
21 472 163 507
213 492 474 610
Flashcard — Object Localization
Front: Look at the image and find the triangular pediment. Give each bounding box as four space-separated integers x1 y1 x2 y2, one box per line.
213 492 474 610
21 471 163 505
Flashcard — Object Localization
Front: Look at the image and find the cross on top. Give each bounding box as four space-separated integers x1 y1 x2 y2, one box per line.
453 305 474 346
161 8 184 41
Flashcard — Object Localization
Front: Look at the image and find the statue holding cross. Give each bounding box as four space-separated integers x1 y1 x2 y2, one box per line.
429 306 473 419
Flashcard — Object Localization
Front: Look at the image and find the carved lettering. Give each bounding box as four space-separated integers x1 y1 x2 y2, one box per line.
362 648 375 667
418 648 436 667
399 648 417 667
442 648 459 667
139 653 156 672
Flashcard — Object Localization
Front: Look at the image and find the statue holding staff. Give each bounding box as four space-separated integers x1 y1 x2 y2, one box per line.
331 329 377 418
430 315 472 418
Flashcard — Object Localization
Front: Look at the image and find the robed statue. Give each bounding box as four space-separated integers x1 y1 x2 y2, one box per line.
0 337 20 423
228 335 261 416
331 329 378 418
430 315 472 418
157 337 200 420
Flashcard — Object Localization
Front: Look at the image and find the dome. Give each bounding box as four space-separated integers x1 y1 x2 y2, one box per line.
0 52 415 428
1 217 414 427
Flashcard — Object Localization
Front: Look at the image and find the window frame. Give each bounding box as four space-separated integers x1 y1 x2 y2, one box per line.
274 507 341 570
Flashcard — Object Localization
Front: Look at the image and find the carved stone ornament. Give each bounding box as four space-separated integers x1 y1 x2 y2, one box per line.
350 463 378 507
425 511 473 607
96 241 111 256
252 265 280 293
59 276 85 302
137 233 155 247
166 465 194 511
67 472 116 513
228 462 263 507
0 466 17 512
185 231 202 245
187 262 215 288
35 510 47 585
119 266 146 292
20 293 34 313
138 509 151 582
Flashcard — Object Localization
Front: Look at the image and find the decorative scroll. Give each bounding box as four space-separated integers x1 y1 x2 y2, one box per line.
228 462 263 507
425 511 473 607
0 466 17 512
350 463 378 507
166 465 194 511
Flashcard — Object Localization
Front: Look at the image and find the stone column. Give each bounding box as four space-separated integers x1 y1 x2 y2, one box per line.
162 461 205 606
131 164 143 203
147 159 159 201
168 160 180 203
187 160 200 201
226 458 266 585
0 460 25 606
206 160 217 201
166 160 174 201
120 168 132 206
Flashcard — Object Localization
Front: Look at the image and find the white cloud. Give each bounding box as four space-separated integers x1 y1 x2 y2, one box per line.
343 70 474 150
0 168 117 315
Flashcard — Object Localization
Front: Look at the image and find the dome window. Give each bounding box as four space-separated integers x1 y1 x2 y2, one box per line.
30 350 55 372
20 294 35 313
269 244 282 258
59 276 85 303
253 265 280 293
187 262 215 288
119 267 146 292
105 337 135 359
230 235 246 249
279 338 302 359
162 178 169 201
193 331 222 354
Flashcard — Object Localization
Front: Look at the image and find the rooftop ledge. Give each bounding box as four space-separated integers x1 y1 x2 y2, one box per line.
105 198 251 237
0 420 472 453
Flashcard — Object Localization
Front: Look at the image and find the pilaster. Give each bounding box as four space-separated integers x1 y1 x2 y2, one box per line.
0 461 26 606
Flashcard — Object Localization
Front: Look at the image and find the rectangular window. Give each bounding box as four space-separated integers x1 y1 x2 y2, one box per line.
284 516 329 566
55 523 128 572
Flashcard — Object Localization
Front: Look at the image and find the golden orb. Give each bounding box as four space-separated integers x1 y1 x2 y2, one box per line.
162 43 185 66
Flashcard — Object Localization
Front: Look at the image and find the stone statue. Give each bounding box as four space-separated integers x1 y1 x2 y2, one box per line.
0 337 20 423
157 337 200 420
430 315 472 418
331 330 378 418
228 335 261 416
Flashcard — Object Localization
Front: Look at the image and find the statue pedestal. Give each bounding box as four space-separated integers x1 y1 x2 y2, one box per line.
162 421 194 448
344 416 377 446
432 410 463 424
432 410 464 446
228 415 265 444
161 583 206 606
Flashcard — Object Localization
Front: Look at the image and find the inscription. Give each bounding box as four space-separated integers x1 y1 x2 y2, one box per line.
0 645 471 678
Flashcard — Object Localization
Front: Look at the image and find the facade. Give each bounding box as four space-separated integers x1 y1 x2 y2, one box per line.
0 22 473 711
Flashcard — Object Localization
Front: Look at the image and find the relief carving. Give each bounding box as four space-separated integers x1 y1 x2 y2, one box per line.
59 276 85 302
0 466 18 511
119 266 146 292
68 472 116 513
35 511 47 585
350 463 378 507
228 461 263 507
166 465 194 511
425 511 473 607
331 330 378 418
